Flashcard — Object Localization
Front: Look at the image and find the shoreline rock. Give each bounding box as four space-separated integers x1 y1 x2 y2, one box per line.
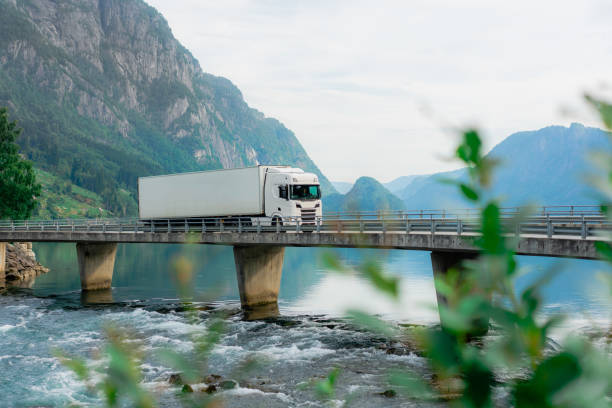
4 243 49 287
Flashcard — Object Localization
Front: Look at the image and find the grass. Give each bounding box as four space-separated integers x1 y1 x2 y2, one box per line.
33 168 113 219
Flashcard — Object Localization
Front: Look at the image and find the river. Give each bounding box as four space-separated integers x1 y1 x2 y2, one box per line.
0 243 610 407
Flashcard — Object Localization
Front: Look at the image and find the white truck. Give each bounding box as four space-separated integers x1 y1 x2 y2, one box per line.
137 165 322 226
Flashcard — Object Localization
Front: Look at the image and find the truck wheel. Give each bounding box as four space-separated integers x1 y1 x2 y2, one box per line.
272 217 283 227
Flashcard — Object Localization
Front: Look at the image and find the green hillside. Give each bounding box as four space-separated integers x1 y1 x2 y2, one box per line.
32 169 113 219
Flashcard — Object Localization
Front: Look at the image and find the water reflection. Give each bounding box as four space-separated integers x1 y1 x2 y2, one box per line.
28 242 612 323
6 276 38 289
81 288 114 304
242 302 280 320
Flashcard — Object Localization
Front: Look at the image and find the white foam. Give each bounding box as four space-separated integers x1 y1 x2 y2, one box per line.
213 344 245 355
257 343 335 361
348 384 360 393
28 368 93 406
54 331 100 345
146 335 193 353
223 386 293 403
0 324 17 332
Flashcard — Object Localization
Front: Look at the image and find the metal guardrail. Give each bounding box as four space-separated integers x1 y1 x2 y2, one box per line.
0 207 610 240
324 205 604 220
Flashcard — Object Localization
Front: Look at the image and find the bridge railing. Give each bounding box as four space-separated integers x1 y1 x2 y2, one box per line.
0 209 610 239
323 205 604 220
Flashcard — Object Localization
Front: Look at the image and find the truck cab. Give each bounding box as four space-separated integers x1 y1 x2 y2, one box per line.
264 167 322 226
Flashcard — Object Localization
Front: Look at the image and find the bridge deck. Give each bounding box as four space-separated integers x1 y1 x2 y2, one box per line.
0 230 602 259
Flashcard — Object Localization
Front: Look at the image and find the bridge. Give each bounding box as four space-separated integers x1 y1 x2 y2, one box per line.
0 206 609 316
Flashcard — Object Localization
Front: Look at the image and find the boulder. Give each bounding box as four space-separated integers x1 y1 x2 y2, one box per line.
168 373 184 385
379 389 396 398
219 380 237 390
204 374 222 384
4 243 48 284
204 384 217 394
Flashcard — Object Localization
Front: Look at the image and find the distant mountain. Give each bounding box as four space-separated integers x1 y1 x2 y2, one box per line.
398 123 611 209
323 177 405 213
331 181 353 195
384 175 430 194
0 0 334 217
333 175 432 196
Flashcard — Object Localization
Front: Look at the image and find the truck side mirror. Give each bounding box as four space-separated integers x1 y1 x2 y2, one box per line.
279 185 288 200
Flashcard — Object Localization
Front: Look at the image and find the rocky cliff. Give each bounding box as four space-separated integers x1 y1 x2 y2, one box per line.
0 0 333 216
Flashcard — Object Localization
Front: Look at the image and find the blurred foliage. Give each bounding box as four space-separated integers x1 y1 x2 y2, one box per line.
326 97 612 406
59 252 227 407
59 95 612 406
56 327 154 408
315 368 340 399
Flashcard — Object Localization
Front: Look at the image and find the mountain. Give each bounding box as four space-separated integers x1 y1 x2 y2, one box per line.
334 176 430 196
331 181 353 195
384 175 430 194
323 177 405 213
397 123 611 209
0 0 334 217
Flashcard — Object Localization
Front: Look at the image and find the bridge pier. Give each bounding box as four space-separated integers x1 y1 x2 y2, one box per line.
233 245 284 316
0 242 5 288
431 251 489 335
76 242 117 291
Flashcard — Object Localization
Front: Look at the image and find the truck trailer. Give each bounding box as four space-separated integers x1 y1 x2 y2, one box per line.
137 165 322 226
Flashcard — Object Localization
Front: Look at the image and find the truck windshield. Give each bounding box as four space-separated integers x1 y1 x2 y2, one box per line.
290 185 321 200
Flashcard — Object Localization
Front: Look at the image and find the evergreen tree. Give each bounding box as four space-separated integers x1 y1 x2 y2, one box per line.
0 107 41 219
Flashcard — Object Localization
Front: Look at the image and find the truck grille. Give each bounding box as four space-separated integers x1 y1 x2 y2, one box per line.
300 209 316 225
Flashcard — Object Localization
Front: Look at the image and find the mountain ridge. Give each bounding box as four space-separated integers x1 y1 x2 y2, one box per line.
397 123 610 209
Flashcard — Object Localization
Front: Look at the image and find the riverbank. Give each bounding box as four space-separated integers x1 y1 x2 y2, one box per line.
2 243 49 288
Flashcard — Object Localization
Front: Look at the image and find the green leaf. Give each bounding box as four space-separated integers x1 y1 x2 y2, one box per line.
54 350 90 382
321 252 345 273
422 329 461 375
359 260 399 299
456 129 482 166
437 177 461 185
315 368 340 399
595 241 612 263
388 370 435 400
477 202 505 254
157 349 201 384
346 309 396 337
461 352 495 407
433 277 454 299
586 94 612 131
513 352 582 406
459 183 479 201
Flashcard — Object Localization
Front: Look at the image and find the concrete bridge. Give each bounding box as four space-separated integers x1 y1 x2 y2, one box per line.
0 207 609 316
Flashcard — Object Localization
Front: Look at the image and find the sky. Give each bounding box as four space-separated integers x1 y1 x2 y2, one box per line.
147 0 612 183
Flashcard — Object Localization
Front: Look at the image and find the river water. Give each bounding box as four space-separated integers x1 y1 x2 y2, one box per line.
0 243 610 407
